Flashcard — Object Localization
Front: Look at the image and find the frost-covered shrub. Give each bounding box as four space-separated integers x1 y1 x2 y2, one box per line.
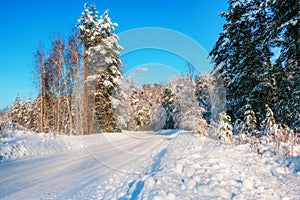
265 125 300 156
148 104 167 131
195 73 216 123
112 80 135 130
167 75 207 135
235 124 300 157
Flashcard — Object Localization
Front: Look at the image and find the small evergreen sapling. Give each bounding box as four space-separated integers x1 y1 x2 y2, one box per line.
261 104 276 135
217 112 233 143
242 104 258 136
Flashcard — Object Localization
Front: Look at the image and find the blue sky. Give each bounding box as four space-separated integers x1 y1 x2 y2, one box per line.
0 0 228 109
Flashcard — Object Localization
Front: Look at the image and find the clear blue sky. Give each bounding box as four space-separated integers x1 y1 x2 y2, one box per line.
0 0 228 109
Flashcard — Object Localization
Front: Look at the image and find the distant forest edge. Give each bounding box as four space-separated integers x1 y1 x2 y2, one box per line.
0 1 299 139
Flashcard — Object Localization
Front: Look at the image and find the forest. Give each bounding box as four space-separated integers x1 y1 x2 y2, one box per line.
1 0 299 150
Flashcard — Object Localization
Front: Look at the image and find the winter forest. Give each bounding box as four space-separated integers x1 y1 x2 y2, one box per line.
2 1 298 141
0 1 299 199
3 3 210 136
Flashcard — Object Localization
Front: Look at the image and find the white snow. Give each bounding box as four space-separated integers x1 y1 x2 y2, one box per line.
0 130 299 199
0 131 84 162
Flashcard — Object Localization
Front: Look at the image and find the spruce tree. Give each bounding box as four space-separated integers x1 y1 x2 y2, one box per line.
261 104 276 134
77 3 101 134
210 0 276 125
242 104 258 136
267 0 300 127
217 111 233 143
210 0 256 121
88 10 123 132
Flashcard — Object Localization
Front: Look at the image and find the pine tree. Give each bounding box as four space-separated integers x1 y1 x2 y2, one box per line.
242 104 258 136
210 0 253 121
210 0 274 124
217 111 233 143
130 88 151 130
77 3 101 134
90 10 123 133
261 104 276 134
77 4 123 133
266 0 300 127
291 76 300 128
111 79 135 131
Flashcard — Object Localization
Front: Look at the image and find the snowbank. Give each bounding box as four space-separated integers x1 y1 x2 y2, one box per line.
0 131 84 162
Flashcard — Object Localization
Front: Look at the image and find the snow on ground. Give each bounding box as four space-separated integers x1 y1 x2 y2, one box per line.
0 131 84 162
0 130 299 200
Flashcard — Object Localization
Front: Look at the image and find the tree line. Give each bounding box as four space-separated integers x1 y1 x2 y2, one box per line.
6 3 211 135
4 0 299 136
210 0 299 131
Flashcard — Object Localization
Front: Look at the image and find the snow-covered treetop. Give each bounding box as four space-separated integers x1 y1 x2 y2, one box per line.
99 10 119 38
85 8 123 70
77 4 121 53
76 3 101 49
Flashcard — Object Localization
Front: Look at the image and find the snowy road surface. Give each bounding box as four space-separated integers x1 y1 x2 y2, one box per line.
0 131 173 199
1 130 299 199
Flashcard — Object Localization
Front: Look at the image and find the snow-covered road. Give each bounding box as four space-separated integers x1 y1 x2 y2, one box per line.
1 130 299 200
0 131 179 199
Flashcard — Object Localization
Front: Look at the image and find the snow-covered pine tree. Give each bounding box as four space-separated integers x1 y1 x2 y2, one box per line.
77 3 101 134
146 84 165 131
130 87 150 130
217 111 233 143
261 104 276 135
265 0 300 127
8 94 23 125
77 3 101 49
291 76 300 129
210 0 250 120
28 98 40 132
7 95 40 131
210 0 274 123
87 9 123 132
242 104 258 136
